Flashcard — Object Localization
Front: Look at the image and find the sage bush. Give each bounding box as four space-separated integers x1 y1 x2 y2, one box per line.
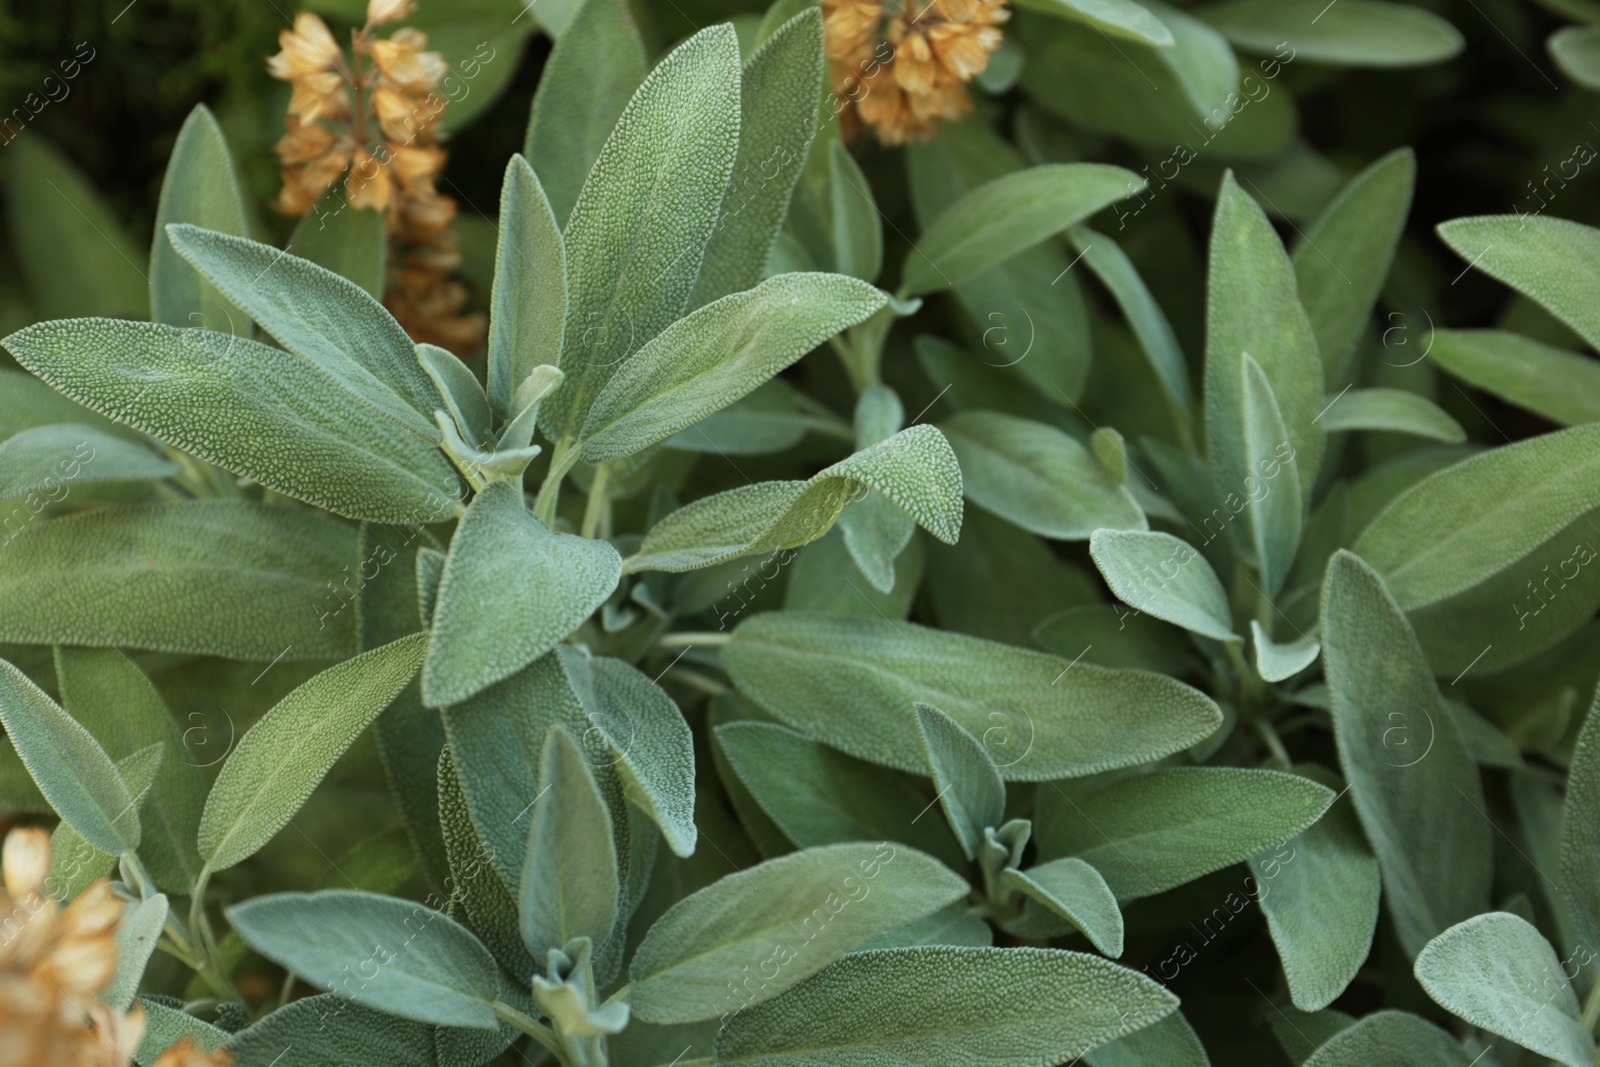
0 0 1598 1065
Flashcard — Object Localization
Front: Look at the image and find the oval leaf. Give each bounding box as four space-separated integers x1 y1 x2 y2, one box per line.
1090 529 1238 642
199 633 426 872
581 273 886 461
422 481 622 707
712 946 1178 1067
903 164 1144 295
725 612 1222 781
629 842 968 1023
2 319 462 524
228 890 500 1030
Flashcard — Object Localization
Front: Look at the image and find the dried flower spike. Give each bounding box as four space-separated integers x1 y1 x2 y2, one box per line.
266 5 485 355
824 0 1010 144
0 828 149 1067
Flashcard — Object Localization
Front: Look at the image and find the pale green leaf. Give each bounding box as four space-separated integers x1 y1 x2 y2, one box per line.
712 946 1178 1066
228 890 500 1030
903 164 1143 295
0 657 137 854
1319 388 1465 442
1090 529 1237 642
487 155 567 416
1013 0 1175 46
1351 424 1600 610
942 412 1145 540
166 225 440 433
1070 227 1190 417
1561 688 1600 971
715 720 965 867
581 273 885 461
1205 173 1325 496
422 481 621 707
1438 215 1600 352
7 138 145 320
521 726 619 957
418 342 492 449
1292 149 1414 386
1251 621 1321 682
1203 0 1463 67
839 490 915 594
1039 767 1334 900
137 1000 231 1064
55 647 207 892
546 24 743 440
149 105 248 331
1552 25 1600 90
224 995 467 1067
629 843 968 1023
1415 912 1595 1067
724 612 1223 781
1300 1011 1469 1067
914 702 1005 859
288 187 387 300
439 650 641 908
198 633 426 872
1240 352 1305 593
524 0 648 228
1320 551 1491 957
438 743 539 984
662 379 809 455
1 319 463 524
574 653 697 859
0 501 357 660
107 894 168 1010
1021 4 1249 152
0 424 178 501
856 901 994 951
1250 770 1379 1011
829 139 883 283
692 8 824 305
1002 858 1125 956
629 425 962 572
1429 328 1600 427
1084 1012 1211 1067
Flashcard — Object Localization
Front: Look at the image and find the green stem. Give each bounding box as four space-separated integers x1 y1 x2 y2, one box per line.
1581 970 1600 1031
581 463 612 540
186 867 243 1005
493 1001 572 1065
534 437 578 525
1256 719 1292 771
657 632 733 649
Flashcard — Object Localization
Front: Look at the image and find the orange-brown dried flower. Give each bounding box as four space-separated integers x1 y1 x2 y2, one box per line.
0 828 146 1067
150 1037 234 1067
824 0 1009 144
267 6 485 355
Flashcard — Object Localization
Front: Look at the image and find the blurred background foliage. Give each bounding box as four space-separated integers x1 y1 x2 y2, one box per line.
0 0 1595 447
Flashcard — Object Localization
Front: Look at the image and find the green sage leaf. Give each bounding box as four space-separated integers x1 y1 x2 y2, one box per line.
422 481 621 707
724 612 1222 781
198 633 426 872
942 412 1145 540
629 842 968 1023
0 657 138 854
580 273 885 462
521 726 619 957
228 890 501 1030
712 945 1178 1066
1320 551 1491 957
1414 912 1595 1067
903 164 1143 295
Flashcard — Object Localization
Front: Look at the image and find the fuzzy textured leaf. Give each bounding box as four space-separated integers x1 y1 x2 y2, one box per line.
725 613 1223 781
